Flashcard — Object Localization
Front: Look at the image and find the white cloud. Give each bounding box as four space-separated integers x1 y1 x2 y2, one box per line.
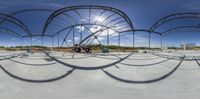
76 26 85 32
67 40 72 43
75 37 79 41
89 26 119 42
89 26 103 33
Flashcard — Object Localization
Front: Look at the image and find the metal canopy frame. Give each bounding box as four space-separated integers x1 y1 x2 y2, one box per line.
41 5 135 51
149 13 200 51
0 7 199 52
0 13 31 36
42 5 134 36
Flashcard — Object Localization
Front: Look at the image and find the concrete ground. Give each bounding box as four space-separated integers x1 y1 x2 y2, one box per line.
0 51 200 99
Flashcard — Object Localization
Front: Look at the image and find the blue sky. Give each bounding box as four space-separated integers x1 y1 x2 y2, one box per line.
0 0 200 47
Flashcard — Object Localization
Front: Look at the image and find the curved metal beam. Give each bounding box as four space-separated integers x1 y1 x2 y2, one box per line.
151 13 200 31
94 10 107 24
9 9 77 26
0 27 23 39
162 26 200 36
122 29 162 35
0 13 31 36
0 9 79 37
42 5 134 36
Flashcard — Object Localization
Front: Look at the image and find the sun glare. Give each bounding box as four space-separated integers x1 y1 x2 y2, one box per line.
95 16 104 23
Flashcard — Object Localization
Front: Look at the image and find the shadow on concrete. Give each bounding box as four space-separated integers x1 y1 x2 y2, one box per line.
0 65 75 83
46 53 132 70
102 56 185 84
120 59 170 67
194 57 200 67
9 59 57 66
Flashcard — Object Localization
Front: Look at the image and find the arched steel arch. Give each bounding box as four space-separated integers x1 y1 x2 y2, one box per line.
0 13 31 36
162 26 200 36
150 13 200 31
7 9 74 37
122 29 162 35
143 13 200 52
3 8 116 48
2 6 200 52
8 8 121 38
0 9 83 38
42 5 134 36
0 27 23 39
159 25 200 50
9 9 54 15
42 5 135 50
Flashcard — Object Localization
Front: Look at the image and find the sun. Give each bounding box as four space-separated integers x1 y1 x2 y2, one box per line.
94 16 105 23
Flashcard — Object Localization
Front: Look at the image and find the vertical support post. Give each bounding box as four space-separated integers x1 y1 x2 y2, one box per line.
58 33 59 47
80 25 83 43
160 34 163 51
73 26 75 47
51 37 54 52
132 32 135 53
148 32 151 53
41 36 44 47
118 32 121 52
107 29 109 46
30 36 33 52
21 37 24 51
107 29 110 52
22 37 24 46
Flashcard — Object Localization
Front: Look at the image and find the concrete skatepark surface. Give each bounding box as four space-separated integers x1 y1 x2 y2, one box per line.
0 51 200 99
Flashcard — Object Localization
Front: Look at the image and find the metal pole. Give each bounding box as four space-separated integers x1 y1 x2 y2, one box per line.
22 37 24 51
22 37 24 46
107 29 110 52
80 25 83 42
73 26 75 47
118 32 120 52
58 33 59 47
30 36 33 52
107 29 109 46
41 36 44 46
51 37 54 51
148 32 151 53
161 34 163 51
132 32 135 52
